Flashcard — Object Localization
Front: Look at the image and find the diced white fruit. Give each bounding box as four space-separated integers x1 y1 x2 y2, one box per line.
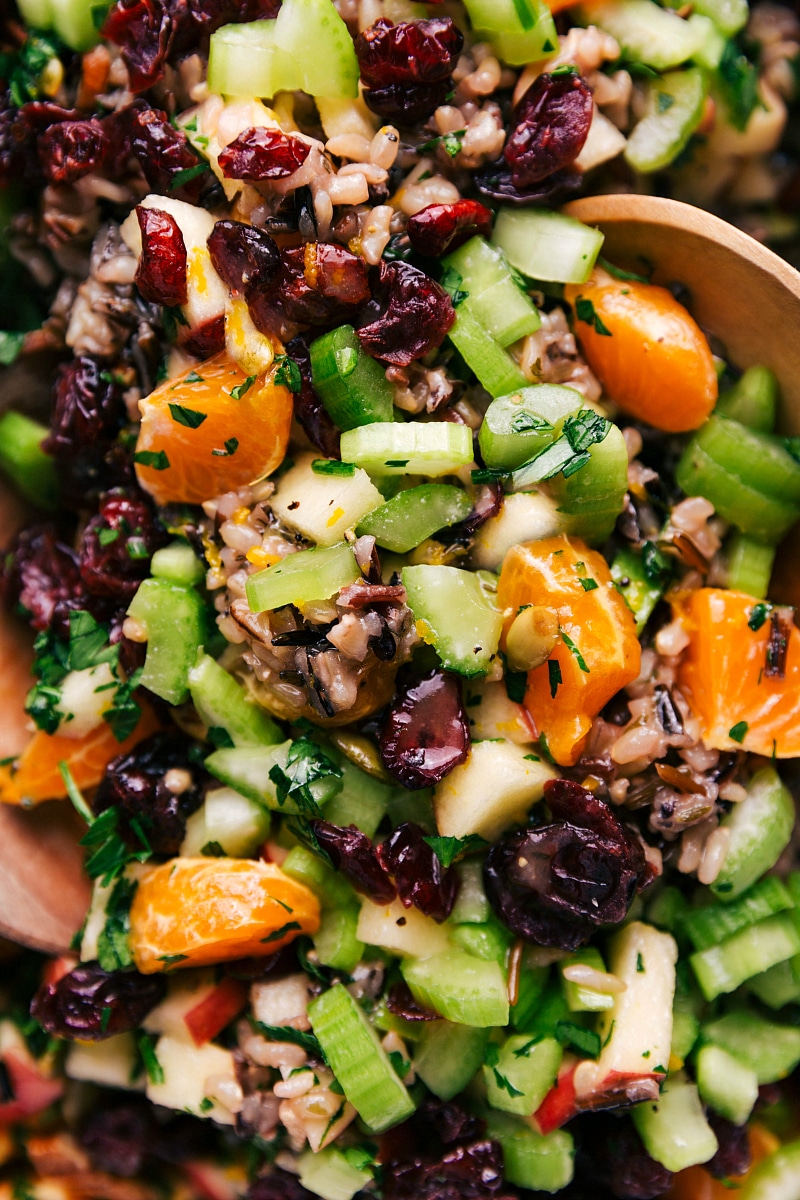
121 196 227 333
270 453 383 547
203 786 271 857
143 970 218 1040
356 896 450 958
574 107 627 173
225 295 276 377
66 1033 143 1091
146 1034 239 1124
434 740 555 841
181 805 211 857
471 492 565 571
316 95 376 141
56 662 117 739
464 681 536 746
81 876 116 962
250 973 313 1028
574 922 677 1107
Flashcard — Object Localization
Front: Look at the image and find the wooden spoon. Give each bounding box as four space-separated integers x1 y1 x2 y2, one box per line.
3 194 800 955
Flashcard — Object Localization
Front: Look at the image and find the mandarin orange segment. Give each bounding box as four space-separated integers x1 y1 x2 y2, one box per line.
564 269 718 433
674 587 800 757
497 535 640 766
0 704 160 807
135 350 293 505
128 857 321 973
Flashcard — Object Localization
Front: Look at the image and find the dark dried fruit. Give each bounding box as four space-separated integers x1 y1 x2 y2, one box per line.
181 314 225 359
473 161 583 207
364 80 453 125
451 481 503 537
707 1115 751 1181
765 610 790 679
484 779 647 950
380 668 469 789
356 18 463 86
356 261 455 365
377 822 458 922
285 334 341 459
92 730 207 856
386 980 438 1021
2 525 84 636
207 219 281 293
106 100 204 198
134 206 188 308
79 488 166 600
384 1138 507 1200
248 243 369 339
102 0 172 91
248 1170 317 1200
43 357 127 506
218 127 311 180
309 819 397 904
407 199 493 258
504 72 593 188
39 119 108 185
581 1115 673 1200
31 962 166 1041
1 100 80 187
81 1097 211 1175
418 1098 486 1146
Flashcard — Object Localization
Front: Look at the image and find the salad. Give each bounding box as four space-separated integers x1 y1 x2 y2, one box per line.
1 0 800 1198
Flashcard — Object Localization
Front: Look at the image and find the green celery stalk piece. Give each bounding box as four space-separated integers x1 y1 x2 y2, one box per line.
702 1012 800 1084
150 541 204 586
245 540 360 613
307 983 414 1132
401 948 510 1027
443 237 541 347
611 545 666 634
340 421 473 477
689 913 800 1001
485 1111 575 1193
748 957 800 1010
483 1034 563 1117
550 422 629 545
447 304 529 397
313 905 364 973
126 578 206 705
207 20 297 97
625 68 708 174
696 415 800 503
274 0 359 98
450 919 513 965
725 532 775 599
0 412 58 510
49 0 100 51
716 365 778 431
738 1139 800 1199
355 484 472 553
402 564 503 677
298 1146 372 1200
632 1076 718 1173
188 652 283 747
413 1022 489 1101
681 875 793 951
205 743 343 813
711 768 794 899
310 325 393 430
691 0 748 36
479 385 582 471
492 208 604 285
676 438 800 543
580 0 708 69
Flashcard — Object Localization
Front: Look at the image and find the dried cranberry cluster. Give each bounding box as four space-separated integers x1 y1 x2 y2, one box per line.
355 17 464 125
32 962 166 1041
484 779 649 950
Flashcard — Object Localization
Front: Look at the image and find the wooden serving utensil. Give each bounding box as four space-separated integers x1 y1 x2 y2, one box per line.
3 194 800 955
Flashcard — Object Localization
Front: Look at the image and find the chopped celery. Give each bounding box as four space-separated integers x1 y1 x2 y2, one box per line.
711 768 794 899
492 209 604 286
726 532 775 599
748 957 800 1010
549 422 629 546
282 845 356 909
401 948 510 1027
625 67 707 173
582 0 708 69
689 13 725 69
632 1076 718 1172
313 905 364 973
355 484 472 553
274 0 359 99
0 412 58 510
451 859 491 925
150 541 204 587
450 919 512 966
611 545 667 634
691 0 748 36
740 1140 800 1200
307 983 414 1133
702 1011 800 1083
682 876 793 951
188 653 283 747
207 21 294 98
201 786 271 857
310 325 393 430
402 565 503 677
560 948 614 1012
246 541 361 613
126 578 206 705
696 1044 759 1126
340 421 473 477
447 304 529 397
689 913 800 1001
646 885 690 934
205 742 343 813
413 1021 489 1100
49 0 99 51
322 758 391 839
716 365 778 431
443 237 541 347
461 0 559 66
510 954 550 1031
483 1034 562 1117
676 416 800 543
485 1111 575 1193
298 1146 372 1200
479 385 583 471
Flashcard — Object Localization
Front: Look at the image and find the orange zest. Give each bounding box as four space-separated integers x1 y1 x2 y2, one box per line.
674 587 800 757
128 857 321 973
564 269 718 433
497 535 641 766
135 350 293 505
0 704 160 807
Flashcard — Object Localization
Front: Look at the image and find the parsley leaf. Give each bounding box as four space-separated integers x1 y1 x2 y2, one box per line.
748 602 771 631
103 668 143 742
268 736 342 817
510 411 554 435
168 403 207 428
274 355 302 393
81 805 152 885
574 297 612 336
555 1020 601 1057
134 449 170 471
560 629 590 674
729 720 749 744
230 375 256 400
168 161 209 191
597 257 650 285
511 409 611 489
312 459 356 477
548 659 562 698
423 834 488 867
718 39 760 132
642 541 673 587
439 265 469 307
261 921 302 943
97 875 138 972
212 437 239 457
0 331 25 365
136 1032 165 1084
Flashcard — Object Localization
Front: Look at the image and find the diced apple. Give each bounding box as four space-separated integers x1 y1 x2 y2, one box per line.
574 106 627 173
250 973 313 1029
463 680 537 746
66 1033 143 1091
356 896 450 958
270 453 383 548
56 663 117 739
146 1034 239 1124
184 977 249 1047
143 969 218 1040
471 492 565 571
534 1058 578 1136
433 740 555 841
0 1021 64 1121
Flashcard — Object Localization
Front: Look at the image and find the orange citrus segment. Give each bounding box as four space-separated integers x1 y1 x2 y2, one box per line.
564 270 718 433
128 857 321 973
135 350 293 505
497 535 641 766
0 704 160 807
674 587 800 757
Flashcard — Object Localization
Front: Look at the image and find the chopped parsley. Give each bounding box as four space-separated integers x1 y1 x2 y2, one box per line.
274 355 302 393
729 720 749 744
136 1032 165 1084
718 39 760 132
574 297 612 337
548 659 562 698
261 921 302 944
81 804 152 885
511 409 612 488
0 331 25 365
510 411 554 435
597 257 650 284
134 449 171 471
168 402 207 428
439 265 469 307
579 577 598 592
656 91 675 114
555 1021 601 1058
97 875 138 972
212 437 239 457
312 459 356 477
248 1018 326 1062
168 161 210 191
423 834 488 867
561 630 590 674
642 541 673 587
748 602 771 631
268 736 342 817
201 841 226 857
231 375 257 400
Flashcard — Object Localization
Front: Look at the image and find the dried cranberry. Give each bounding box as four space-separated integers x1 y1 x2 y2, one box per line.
356 261 454 365
707 1115 751 1181
377 822 458 922
484 780 647 950
102 0 172 91
38 119 108 185
1 526 84 635
364 80 454 125
384 1138 507 1200
105 100 203 198
473 161 583 206
31 963 166 1041
419 1099 487 1146
207 219 281 292
81 1097 212 1175
1 99 80 186
386 980 438 1021
356 18 463 86
581 1115 673 1200
248 243 369 339
180 314 225 358
285 334 340 459
43 357 126 506
309 820 397 904
407 200 492 258
79 488 166 600
218 127 310 180
380 668 469 789
248 1170 317 1200
92 731 207 856
504 72 593 188
134 206 188 307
